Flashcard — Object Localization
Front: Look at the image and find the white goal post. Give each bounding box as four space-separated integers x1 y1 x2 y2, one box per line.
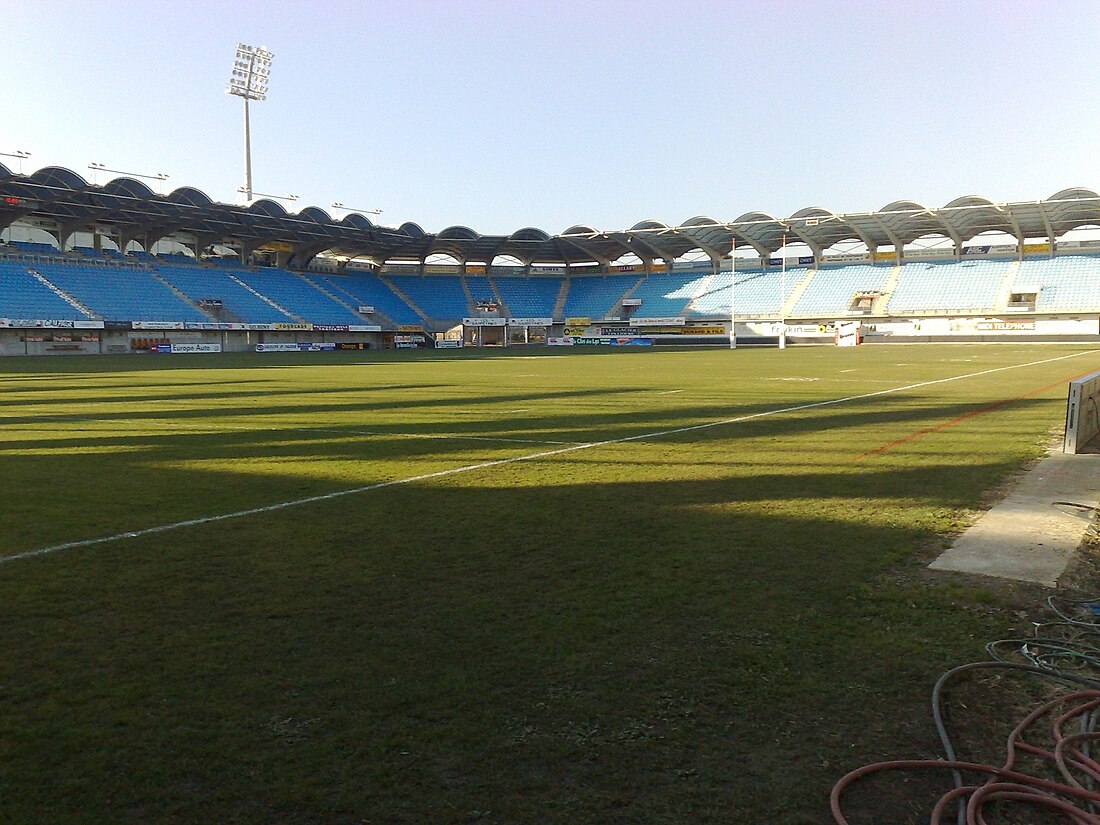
1064 369 1100 453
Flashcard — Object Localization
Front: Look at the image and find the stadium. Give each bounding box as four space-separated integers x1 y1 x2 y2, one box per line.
6 4 1100 824
3 169 1100 353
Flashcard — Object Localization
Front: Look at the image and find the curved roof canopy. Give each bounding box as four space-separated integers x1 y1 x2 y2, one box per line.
1 164 1098 267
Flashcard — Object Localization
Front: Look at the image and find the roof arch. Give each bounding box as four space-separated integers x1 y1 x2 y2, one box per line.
248 198 287 217
339 212 375 230
785 206 871 252
0 162 11 179
1049 187 1100 201
667 215 731 260
864 199 959 246
941 195 1015 241
297 206 331 223
101 177 155 199
167 186 213 207
437 225 479 240
789 206 836 220
944 195 996 209
398 221 426 237
509 227 549 242
630 219 668 232
880 199 928 213
30 166 88 190
682 216 720 229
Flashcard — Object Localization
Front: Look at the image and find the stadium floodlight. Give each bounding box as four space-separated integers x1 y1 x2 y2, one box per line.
331 202 384 218
236 187 297 203
226 43 274 204
0 149 31 174
88 162 169 191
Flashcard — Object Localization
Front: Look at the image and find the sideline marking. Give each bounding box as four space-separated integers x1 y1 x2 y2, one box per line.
0 421 580 448
3 349 1096 566
300 428 579 446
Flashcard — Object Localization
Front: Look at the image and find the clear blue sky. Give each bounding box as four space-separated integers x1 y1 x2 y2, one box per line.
2 0 1097 235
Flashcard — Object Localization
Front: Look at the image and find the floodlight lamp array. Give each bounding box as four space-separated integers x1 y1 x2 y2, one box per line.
226 43 274 100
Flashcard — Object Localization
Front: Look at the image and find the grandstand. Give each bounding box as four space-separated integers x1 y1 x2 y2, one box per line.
492 275 562 318
4 165 1100 353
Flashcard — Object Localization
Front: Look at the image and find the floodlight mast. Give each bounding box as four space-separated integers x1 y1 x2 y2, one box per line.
778 232 787 350
728 238 736 349
226 43 273 204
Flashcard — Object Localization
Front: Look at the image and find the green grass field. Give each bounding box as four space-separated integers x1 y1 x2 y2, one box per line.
1 343 1096 823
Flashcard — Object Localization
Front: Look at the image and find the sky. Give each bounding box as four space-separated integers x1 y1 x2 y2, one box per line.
1 0 1098 236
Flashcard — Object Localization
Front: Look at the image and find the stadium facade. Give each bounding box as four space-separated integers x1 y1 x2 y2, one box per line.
2 163 1100 355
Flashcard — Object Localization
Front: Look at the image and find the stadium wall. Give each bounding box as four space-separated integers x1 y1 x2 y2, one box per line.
0 328 385 356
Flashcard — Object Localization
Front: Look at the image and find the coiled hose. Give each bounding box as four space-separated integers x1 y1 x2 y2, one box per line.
831 596 1100 824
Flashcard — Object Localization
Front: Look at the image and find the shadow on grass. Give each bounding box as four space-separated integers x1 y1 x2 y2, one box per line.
0 386 652 425
0 466 1011 824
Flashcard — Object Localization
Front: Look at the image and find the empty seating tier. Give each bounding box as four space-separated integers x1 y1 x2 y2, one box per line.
791 265 890 316
492 276 562 317
0 261 90 319
463 275 497 306
689 270 804 317
562 274 638 318
36 262 206 322
316 273 422 325
1015 256 1100 311
887 260 1009 313
234 269 363 325
625 272 709 316
155 265 292 324
386 275 468 319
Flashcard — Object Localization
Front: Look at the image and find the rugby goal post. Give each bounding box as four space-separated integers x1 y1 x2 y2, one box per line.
1064 369 1100 453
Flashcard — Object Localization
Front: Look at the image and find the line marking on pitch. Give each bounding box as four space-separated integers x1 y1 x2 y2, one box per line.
855 365 1100 459
0 421 579 448
299 428 579 446
3 348 1096 566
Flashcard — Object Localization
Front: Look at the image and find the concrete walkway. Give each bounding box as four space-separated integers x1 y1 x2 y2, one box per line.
929 450 1100 586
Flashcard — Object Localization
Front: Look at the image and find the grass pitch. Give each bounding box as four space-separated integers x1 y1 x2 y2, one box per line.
0 343 1096 823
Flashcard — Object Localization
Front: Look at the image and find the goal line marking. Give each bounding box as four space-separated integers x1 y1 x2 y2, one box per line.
2 348 1095 566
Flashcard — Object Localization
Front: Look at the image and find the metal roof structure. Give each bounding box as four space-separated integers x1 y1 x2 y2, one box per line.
2 163 1100 268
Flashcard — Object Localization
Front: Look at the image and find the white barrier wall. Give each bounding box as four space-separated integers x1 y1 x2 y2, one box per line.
866 317 1100 338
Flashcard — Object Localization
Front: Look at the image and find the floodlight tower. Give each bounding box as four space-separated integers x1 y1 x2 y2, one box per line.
226 43 274 204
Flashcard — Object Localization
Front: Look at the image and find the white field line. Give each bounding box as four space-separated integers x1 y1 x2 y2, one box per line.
299 428 580 446
657 390 685 395
2 348 1095 566
0 421 580 448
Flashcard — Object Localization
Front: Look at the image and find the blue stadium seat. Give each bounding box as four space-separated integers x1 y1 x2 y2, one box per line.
35 261 207 322
387 275 468 319
6 240 59 255
155 265 292 324
493 276 562 317
561 274 638 318
887 260 1008 313
0 260 91 319
791 265 891 316
689 269 804 317
464 275 497 305
234 268 364 325
1015 256 1100 311
315 273 422 325
624 272 707 316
